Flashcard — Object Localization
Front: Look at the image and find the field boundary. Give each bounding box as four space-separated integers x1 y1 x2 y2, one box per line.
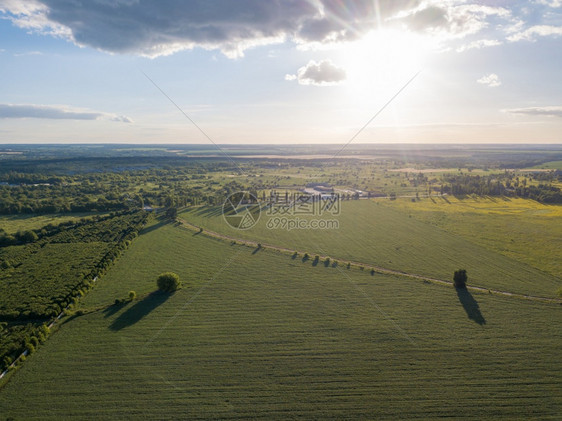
177 218 562 304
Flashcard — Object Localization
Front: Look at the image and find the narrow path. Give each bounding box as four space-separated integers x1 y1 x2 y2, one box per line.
177 218 562 304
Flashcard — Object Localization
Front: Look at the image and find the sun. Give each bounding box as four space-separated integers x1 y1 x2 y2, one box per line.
337 29 431 99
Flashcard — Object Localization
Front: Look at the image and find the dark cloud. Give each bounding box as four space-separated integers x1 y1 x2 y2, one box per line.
0 0 535 57
0 104 132 122
286 60 346 86
37 0 317 57
0 0 428 57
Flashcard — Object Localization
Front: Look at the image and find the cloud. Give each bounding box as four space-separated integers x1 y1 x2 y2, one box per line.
0 104 132 122
13 50 43 56
0 0 525 58
477 73 501 87
0 0 317 58
507 24 562 41
285 60 346 86
534 0 562 7
391 3 513 40
505 106 562 117
456 39 502 52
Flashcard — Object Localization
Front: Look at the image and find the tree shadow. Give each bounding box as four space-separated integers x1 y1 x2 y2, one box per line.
103 300 129 318
456 288 486 325
139 219 171 236
109 291 170 331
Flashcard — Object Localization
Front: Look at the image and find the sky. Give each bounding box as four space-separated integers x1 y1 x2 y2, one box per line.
0 0 561 145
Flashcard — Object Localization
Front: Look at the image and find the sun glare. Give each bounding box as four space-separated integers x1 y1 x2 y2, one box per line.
338 29 431 98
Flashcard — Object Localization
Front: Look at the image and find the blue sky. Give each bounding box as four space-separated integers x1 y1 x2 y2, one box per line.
1 0 561 144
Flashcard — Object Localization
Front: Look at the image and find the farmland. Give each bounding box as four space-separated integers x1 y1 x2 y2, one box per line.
0 218 560 419
179 199 561 298
0 144 560 419
0 211 149 373
378 196 562 278
0 212 108 234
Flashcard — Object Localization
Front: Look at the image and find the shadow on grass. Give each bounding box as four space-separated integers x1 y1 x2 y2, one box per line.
103 300 129 318
456 288 486 325
109 291 170 331
193 206 223 218
139 218 172 236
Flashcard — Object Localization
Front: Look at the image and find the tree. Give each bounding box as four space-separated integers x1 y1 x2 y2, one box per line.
166 207 178 219
128 290 137 301
453 269 468 288
157 272 182 292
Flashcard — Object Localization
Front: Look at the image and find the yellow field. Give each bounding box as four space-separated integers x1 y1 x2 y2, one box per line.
380 196 562 278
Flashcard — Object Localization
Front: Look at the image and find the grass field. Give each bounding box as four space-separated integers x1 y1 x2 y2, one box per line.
0 212 106 234
179 200 561 298
0 218 560 419
379 196 562 279
530 160 562 170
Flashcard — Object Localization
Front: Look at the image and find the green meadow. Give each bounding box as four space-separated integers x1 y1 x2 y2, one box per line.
0 219 560 419
0 212 106 234
179 200 561 298
379 196 562 279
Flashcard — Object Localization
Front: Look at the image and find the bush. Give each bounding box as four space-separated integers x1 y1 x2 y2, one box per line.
556 286 562 298
128 290 137 301
157 272 182 292
453 269 468 288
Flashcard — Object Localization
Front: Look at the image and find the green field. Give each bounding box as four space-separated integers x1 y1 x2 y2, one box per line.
0 218 560 419
0 211 148 372
0 212 107 234
179 200 561 298
530 160 562 170
378 196 562 278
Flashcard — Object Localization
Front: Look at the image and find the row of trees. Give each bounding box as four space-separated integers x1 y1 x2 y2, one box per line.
440 172 561 203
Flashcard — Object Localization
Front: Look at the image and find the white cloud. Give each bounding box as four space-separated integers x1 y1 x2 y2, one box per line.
0 104 132 122
507 24 562 41
505 106 562 117
13 50 43 56
285 60 346 86
456 39 502 52
391 3 513 41
534 0 562 8
477 73 502 87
